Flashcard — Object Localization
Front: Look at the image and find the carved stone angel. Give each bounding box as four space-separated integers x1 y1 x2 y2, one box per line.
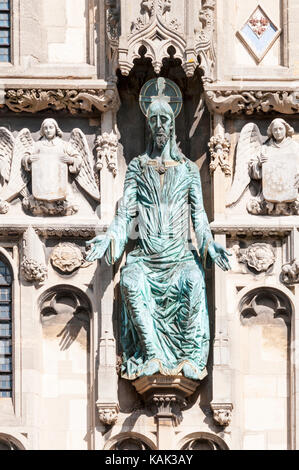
0 118 100 216
227 118 299 216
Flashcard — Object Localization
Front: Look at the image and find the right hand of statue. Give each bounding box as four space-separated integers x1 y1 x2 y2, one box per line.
85 235 111 261
259 149 268 165
29 154 40 163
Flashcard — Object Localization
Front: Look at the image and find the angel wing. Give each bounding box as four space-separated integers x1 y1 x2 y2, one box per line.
226 123 263 207
2 128 33 201
0 127 14 184
70 128 100 202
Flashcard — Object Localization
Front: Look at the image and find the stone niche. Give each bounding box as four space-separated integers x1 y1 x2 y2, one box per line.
39 286 92 450
238 287 292 450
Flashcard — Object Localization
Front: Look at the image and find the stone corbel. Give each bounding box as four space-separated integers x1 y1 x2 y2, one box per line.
211 403 233 427
21 226 47 284
96 332 120 427
96 402 120 426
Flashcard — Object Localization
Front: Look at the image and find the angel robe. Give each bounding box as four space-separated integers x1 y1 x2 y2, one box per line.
105 155 213 381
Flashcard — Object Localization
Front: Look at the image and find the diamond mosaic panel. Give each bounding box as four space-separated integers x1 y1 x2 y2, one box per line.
237 5 281 63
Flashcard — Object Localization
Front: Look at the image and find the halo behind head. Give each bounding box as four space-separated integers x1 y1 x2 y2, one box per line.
139 78 182 119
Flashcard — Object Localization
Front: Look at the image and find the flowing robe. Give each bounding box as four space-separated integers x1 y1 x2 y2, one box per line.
106 154 213 381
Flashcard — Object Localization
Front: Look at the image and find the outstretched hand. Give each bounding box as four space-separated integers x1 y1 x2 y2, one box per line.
208 241 232 271
86 235 111 262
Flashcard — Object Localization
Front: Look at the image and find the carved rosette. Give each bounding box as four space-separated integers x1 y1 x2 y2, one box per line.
205 90 299 115
281 259 299 284
4 88 120 114
211 403 233 427
208 135 231 176
96 402 120 426
96 131 119 176
21 227 47 284
50 243 84 274
236 243 275 273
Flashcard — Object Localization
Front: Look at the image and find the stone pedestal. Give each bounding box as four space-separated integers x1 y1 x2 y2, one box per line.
133 375 199 450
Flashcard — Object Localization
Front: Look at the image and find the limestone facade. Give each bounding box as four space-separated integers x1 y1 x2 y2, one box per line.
0 0 298 451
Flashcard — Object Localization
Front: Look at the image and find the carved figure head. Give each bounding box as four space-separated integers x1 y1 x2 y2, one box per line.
146 99 182 161
267 118 294 143
40 118 63 140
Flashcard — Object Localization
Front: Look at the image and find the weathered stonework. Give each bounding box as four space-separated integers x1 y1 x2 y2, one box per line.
1 0 298 453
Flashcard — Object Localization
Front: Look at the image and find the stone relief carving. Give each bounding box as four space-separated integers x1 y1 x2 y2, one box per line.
235 243 275 273
119 0 183 76
205 90 299 116
281 259 299 284
195 0 216 82
211 403 233 427
0 119 100 216
96 403 120 426
50 243 85 273
4 88 120 114
240 289 291 325
95 131 118 176
117 0 215 79
105 0 120 46
227 119 299 215
208 135 231 176
21 226 47 284
131 0 180 36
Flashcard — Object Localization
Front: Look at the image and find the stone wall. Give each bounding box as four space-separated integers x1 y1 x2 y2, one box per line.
0 0 298 451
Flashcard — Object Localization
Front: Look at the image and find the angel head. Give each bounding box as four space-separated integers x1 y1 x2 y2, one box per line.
267 118 294 144
40 119 63 141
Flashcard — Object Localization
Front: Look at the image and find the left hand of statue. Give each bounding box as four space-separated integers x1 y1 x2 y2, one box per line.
208 241 232 271
295 174 299 189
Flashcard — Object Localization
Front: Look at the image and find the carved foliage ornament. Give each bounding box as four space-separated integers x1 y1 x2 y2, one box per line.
205 90 299 116
236 243 275 273
95 131 119 176
96 402 120 426
208 135 231 176
211 403 233 427
21 226 47 284
4 88 120 114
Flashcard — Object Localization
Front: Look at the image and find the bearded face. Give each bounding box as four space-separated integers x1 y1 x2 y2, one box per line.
148 106 173 150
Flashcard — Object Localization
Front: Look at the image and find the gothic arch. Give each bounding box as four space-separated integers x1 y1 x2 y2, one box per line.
236 283 295 449
178 432 229 450
0 432 27 450
104 432 157 450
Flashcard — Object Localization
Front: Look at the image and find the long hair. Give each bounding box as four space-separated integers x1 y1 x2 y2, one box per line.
146 99 183 162
267 118 294 139
39 118 63 139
